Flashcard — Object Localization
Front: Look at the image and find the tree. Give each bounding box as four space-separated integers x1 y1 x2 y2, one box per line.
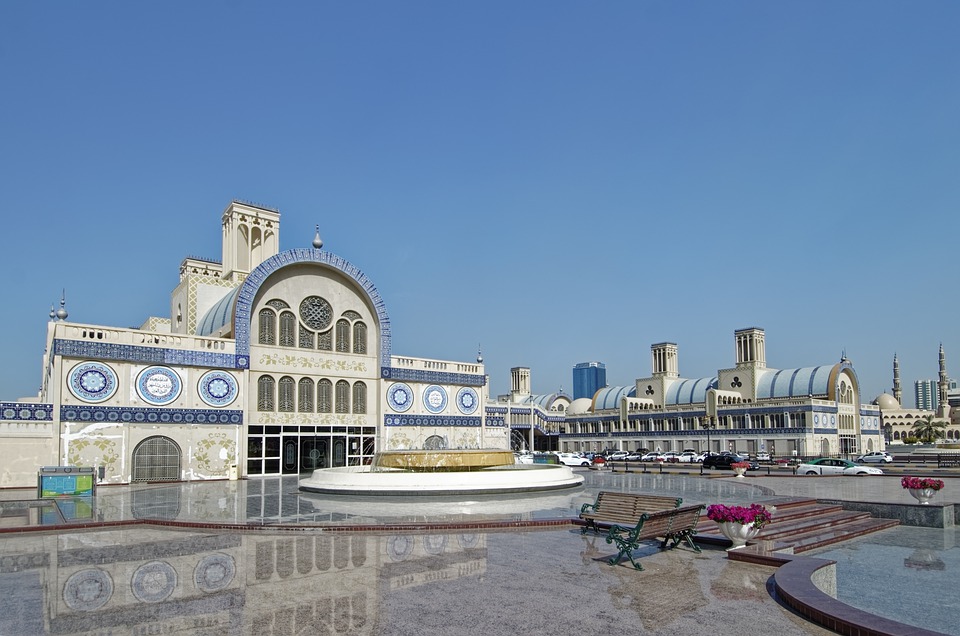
911 415 948 444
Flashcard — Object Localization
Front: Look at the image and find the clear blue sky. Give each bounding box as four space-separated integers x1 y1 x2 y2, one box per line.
1 1 957 406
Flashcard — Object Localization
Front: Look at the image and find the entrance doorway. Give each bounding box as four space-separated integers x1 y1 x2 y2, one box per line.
132 436 181 482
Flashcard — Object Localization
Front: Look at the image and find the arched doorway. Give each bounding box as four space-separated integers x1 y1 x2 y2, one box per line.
132 436 182 482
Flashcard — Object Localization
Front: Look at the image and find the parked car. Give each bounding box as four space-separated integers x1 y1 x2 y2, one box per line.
625 452 645 461
755 452 771 462
676 451 698 463
607 451 629 461
797 458 883 476
556 452 592 467
702 454 759 470
661 451 680 462
856 451 893 464
640 452 664 462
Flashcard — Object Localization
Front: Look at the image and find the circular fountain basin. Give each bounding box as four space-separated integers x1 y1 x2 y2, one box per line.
298 449 584 496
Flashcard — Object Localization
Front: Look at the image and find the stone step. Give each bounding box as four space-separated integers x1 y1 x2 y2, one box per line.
695 499 899 554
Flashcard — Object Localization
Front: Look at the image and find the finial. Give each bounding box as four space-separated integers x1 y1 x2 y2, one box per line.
312 225 323 249
476 345 483 364
55 290 68 321
49 304 56 321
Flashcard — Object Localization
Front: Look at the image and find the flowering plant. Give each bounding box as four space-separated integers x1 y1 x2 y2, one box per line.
731 462 751 470
901 476 945 491
706 503 772 529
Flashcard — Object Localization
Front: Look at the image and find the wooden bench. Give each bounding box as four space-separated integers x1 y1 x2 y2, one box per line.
603 504 705 570
579 491 682 535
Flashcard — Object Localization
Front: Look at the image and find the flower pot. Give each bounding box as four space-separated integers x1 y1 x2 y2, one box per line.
717 521 760 550
732 467 747 478
908 487 938 505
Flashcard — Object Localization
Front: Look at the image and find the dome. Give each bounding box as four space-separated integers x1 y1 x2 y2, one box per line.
875 393 902 410
566 398 593 415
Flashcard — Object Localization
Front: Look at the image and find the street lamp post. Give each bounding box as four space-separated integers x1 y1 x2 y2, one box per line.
700 416 715 454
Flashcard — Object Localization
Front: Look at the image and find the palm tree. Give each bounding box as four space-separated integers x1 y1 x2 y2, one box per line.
911 415 948 444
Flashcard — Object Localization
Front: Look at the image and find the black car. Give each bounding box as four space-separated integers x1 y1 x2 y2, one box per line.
701 454 759 471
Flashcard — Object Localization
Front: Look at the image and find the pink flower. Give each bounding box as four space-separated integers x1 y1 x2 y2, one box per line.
901 476 945 491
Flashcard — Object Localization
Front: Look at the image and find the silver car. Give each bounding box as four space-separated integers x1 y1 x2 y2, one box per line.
856 451 893 464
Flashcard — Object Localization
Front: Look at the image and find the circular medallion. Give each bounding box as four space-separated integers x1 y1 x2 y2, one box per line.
131 561 177 603
814 415 819 425
422 535 448 555
386 535 414 561
422 385 448 414
68 362 118 403
63 568 113 611
194 554 236 593
198 370 239 407
135 367 182 405
387 383 414 412
456 387 479 415
458 534 479 549
299 296 333 331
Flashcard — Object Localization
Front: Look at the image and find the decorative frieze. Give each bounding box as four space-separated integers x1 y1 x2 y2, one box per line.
60 405 242 425
381 366 485 387
54 340 236 369
384 414 482 427
1 403 53 421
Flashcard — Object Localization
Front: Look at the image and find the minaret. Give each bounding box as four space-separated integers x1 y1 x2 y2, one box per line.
937 344 951 419
892 353 902 404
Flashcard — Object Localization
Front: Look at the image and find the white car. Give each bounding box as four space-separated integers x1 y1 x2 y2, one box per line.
676 451 698 462
640 452 664 462
556 453 591 467
661 451 680 462
797 458 883 476
856 451 893 464
607 451 629 461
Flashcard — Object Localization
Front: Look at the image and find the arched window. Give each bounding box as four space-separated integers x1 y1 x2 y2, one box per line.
318 379 332 413
258 309 276 345
278 376 295 412
258 376 275 411
279 312 296 347
352 382 366 414
298 378 314 412
353 322 367 354
335 380 350 413
336 319 350 353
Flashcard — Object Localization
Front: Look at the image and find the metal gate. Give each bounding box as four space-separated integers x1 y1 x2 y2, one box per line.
132 436 182 482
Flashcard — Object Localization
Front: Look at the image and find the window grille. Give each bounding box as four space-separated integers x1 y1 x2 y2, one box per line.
335 380 350 413
336 320 350 353
318 379 332 413
353 322 367 354
279 376 295 412
298 378 314 412
318 330 332 351
353 382 366 414
259 309 276 345
298 325 314 349
279 312 296 347
258 376 275 411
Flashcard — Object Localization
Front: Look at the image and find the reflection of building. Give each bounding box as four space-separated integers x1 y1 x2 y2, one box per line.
0 525 486 635
508 327 883 458
0 201 495 487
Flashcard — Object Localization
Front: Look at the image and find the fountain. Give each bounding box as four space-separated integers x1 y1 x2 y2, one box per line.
298 449 584 496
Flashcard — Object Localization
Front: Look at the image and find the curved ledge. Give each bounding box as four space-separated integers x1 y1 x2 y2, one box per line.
773 554 947 636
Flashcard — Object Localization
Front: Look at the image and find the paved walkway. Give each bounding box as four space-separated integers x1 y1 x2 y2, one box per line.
0 471 956 635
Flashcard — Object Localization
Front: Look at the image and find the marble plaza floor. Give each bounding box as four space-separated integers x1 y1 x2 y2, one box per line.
0 470 957 635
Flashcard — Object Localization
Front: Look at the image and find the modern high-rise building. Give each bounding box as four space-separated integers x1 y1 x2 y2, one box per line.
915 380 937 411
573 361 606 400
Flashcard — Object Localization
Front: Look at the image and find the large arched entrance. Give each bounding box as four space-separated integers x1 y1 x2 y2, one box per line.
132 436 182 482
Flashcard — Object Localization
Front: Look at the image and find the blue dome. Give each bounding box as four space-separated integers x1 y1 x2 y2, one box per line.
591 386 636 411
756 366 835 399
664 377 718 406
196 287 241 337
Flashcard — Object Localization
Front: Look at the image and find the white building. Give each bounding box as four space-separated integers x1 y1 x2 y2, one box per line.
0 201 495 488
551 327 883 459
